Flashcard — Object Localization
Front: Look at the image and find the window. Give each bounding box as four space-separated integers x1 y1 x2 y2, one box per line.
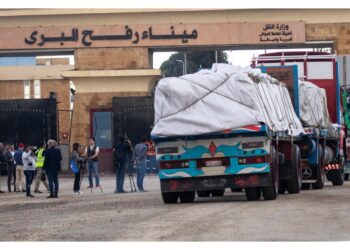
307 61 333 80
34 80 41 99
24 80 30 99
91 110 113 149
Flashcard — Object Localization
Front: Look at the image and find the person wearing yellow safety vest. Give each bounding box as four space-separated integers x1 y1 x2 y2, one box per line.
34 142 49 193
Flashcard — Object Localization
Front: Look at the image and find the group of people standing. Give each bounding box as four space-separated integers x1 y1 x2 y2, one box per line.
70 136 152 194
0 135 157 198
0 140 62 198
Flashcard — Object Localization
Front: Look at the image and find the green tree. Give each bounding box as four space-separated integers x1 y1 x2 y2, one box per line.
160 51 228 77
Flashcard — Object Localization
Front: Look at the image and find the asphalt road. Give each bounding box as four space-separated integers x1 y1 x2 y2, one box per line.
0 175 349 241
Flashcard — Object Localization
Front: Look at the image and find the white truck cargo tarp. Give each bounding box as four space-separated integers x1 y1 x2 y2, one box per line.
299 80 332 129
151 63 304 137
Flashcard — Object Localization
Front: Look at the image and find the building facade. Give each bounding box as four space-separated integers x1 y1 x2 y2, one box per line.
1 9 350 172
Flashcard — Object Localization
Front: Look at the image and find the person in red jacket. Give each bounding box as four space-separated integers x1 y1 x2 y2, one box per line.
146 138 157 174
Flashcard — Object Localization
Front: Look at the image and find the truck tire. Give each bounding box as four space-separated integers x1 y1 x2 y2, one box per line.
278 180 287 194
262 146 278 200
231 188 243 192
197 190 211 197
245 187 261 201
162 192 179 204
211 189 225 197
179 191 195 203
312 145 325 189
287 145 302 194
328 169 345 186
345 173 349 181
301 183 310 190
262 182 277 200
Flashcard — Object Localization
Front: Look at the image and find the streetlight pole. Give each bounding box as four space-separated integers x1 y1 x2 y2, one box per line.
176 59 185 75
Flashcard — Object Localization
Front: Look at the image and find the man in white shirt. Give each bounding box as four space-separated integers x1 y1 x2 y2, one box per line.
84 138 100 189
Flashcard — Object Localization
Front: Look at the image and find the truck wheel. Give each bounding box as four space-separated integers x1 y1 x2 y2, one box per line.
345 173 349 181
262 185 277 200
301 183 310 190
262 149 278 200
287 145 302 194
231 188 243 192
328 169 345 186
162 192 179 204
312 145 325 189
211 189 225 197
245 187 261 201
278 180 287 194
179 191 195 203
197 190 211 197
312 171 325 189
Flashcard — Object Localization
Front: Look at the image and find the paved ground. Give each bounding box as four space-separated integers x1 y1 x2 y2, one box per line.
0 174 350 241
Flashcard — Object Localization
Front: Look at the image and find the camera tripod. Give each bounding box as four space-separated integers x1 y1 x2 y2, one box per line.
127 168 137 192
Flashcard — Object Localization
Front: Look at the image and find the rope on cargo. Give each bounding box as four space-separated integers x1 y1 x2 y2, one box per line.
264 80 290 131
278 82 296 129
278 82 298 132
276 83 294 131
251 80 275 131
260 81 279 127
252 80 276 130
275 82 293 131
153 72 260 126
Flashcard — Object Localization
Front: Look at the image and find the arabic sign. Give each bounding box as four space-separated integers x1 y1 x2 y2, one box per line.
0 22 305 50
24 26 198 47
241 22 305 44
259 23 294 43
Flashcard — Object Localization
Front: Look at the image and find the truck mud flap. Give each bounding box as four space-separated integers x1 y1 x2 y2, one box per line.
160 174 272 193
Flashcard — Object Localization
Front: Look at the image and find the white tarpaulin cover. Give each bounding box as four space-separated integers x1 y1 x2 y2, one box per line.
151 63 305 137
299 80 332 128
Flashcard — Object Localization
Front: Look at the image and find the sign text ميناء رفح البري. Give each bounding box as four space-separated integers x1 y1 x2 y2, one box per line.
24 25 198 47
0 22 305 49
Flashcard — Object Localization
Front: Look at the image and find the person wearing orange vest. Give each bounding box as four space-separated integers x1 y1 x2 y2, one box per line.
34 142 49 193
146 138 157 174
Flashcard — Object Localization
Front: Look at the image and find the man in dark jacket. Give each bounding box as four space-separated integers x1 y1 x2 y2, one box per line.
43 139 62 198
4 145 15 192
114 136 132 193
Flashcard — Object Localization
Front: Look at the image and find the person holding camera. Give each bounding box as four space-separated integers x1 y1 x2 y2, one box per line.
71 142 84 195
22 145 36 198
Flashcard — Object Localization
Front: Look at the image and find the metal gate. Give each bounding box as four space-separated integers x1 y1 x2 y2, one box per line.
0 98 57 147
112 96 154 147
